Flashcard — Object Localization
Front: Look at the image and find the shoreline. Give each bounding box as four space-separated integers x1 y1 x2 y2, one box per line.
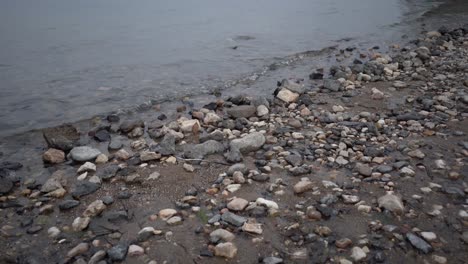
1 17 468 264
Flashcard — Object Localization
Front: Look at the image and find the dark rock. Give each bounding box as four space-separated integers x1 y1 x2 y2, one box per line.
396 112 423 121
406 233 432 254
376 165 393 173
102 196 114 205
59 200 80 210
224 146 243 163
221 212 247 227
310 72 324 80
20 217 33 227
119 120 144 133
323 79 342 92
107 114 120 123
290 165 311 176
117 191 132 199
0 175 14 194
252 174 270 182
0 161 23 171
155 134 176 156
94 130 110 142
184 140 225 159
26 225 43 234
71 182 100 199
108 138 123 151
96 164 120 180
43 124 80 151
285 154 303 166
107 243 128 261
158 114 167 120
200 130 224 143
226 105 256 118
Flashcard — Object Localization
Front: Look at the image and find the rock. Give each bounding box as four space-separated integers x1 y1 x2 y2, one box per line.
406 233 432 254
242 222 263 234
26 225 43 234
77 162 96 173
184 140 225 159
280 79 305 94
94 129 110 142
42 148 65 164
204 112 222 124
88 250 106 264
210 229 235 243
120 119 144 133
71 182 100 198
115 149 131 160
342 195 360 204
179 119 200 133
336 238 352 249
183 163 195 172
0 175 13 194
140 151 161 161
356 163 372 177
167 216 183 225
230 132 265 153
221 212 247 227
225 146 243 163
378 192 404 214
156 134 176 156
214 242 237 258
72 217 90 231
147 171 160 180
227 163 248 175
41 171 65 193
227 198 249 211
47 226 61 238
59 200 80 210
393 81 407 89
323 79 342 92
69 146 101 162
371 87 385 100
43 124 80 151
159 209 177 221
227 105 257 118
276 88 299 103
95 154 108 164
420 231 437 242
137 227 157 242
128 245 144 257
257 105 269 117
109 138 123 150
351 247 367 262
263 257 284 264
83 200 107 217
285 154 302 166
294 180 314 194
96 164 120 180
67 243 89 258
408 149 425 159
107 243 128 261
256 197 279 209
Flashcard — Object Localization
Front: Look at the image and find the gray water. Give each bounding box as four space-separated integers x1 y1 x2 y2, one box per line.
0 0 442 136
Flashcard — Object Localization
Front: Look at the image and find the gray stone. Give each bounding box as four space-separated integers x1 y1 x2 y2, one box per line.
356 163 372 177
210 229 235 243
230 132 265 153
69 146 101 162
107 243 128 261
96 164 120 180
227 105 257 118
108 138 123 150
224 146 243 163
221 212 247 227
43 124 80 151
156 134 176 155
71 182 100 198
227 163 248 176
378 192 404 214
263 257 284 264
119 119 144 133
323 79 342 92
285 154 303 166
59 200 80 210
406 233 432 254
184 140 225 159
280 79 305 94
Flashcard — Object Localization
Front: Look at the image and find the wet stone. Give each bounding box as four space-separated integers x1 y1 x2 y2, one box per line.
406 233 432 254
71 182 100 198
107 243 129 261
59 200 80 210
221 212 247 227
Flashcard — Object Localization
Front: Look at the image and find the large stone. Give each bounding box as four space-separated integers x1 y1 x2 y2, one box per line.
351 247 367 262
406 233 432 254
159 209 177 221
128 245 144 257
227 105 257 118
221 212 247 227
67 243 89 258
227 198 249 211
323 79 342 92
214 242 238 258
230 132 265 153
43 124 80 151
69 146 101 162
107 243 128 261
72 217 90 231
43 148 65 164
257 105 269 117
41 170 66 193
155 134 176 156
355 163 372 177
71 182 100 198
179 119 200 133
210 229 235 243
83 200 107 217
378 192 404 214
184 140 225 159
120 119 144 133
0 176 13 194
276 89 299 103
280 79 305 94
294 180 314 194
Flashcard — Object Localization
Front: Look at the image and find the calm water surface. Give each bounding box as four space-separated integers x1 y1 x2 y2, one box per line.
0 0 441 136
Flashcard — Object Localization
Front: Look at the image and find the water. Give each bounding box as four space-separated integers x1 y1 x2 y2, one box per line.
0 0 442 136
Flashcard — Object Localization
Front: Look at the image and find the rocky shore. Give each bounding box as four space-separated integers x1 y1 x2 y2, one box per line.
1 25 468 264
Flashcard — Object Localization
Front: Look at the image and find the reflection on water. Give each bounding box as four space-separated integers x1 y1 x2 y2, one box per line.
0 0 447 136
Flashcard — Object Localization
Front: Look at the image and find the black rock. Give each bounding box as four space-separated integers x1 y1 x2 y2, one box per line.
59 200 80 210
310 72 324 80
200 248 214 257
43 124 80 151
157 114 167 120
221 212 246 227
26 225 43 234
96 164 120 180
94 130 111 142
107 243 128 261
0 161 23 171
107 114 120 123
102 196 114 205
406 233 432 254
71 182 100 199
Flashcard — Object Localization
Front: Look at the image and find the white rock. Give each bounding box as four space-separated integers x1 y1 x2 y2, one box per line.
276 88 299 103
256 198 279 210
351 247 367 262
257 105 269 117
77 162 96 173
